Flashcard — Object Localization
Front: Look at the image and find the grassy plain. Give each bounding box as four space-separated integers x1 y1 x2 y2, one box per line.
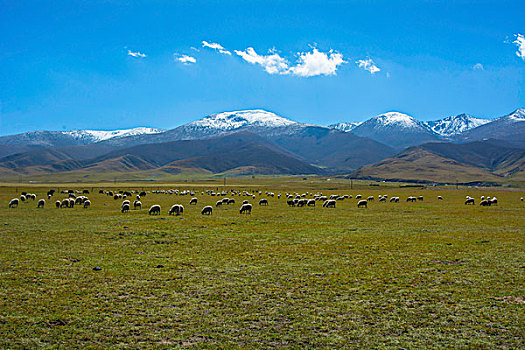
0 178 523 349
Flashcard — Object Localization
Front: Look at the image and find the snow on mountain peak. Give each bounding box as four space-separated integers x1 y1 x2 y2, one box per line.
426 114 491 136
372 112 422 128
507 108 525 121
188 109 298 130
64 127 164 142
329 122 362 132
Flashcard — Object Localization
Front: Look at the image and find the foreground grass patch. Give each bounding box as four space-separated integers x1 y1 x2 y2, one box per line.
0 184 524 348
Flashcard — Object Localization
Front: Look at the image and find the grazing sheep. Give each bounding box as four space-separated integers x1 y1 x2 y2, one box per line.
379 196 386 202
189 197 198 205
169 204 184 215
122 200 130 207
133 200 142 210
259 198 268 206
227 198 235 205
406 196 417 202
465 198 475 205
297 199 307 207
287 200 295 207
83 200 91 209
242 200 249 205
55 200 61 208
521 197 523 202
149 205 161 215
355 195 362 199
417 196 424 201
367 196 374 201
357 200 368 208
307 199 316 207
215 200 222 207
323 200 336 208
37 199 45 208
201 206 213 215
68 198 75 208
121 203 130 213
480 200 491 206
490 197 498 206
240 203 252 214
438 196 443 200
20 195 26 202
8 198 19 208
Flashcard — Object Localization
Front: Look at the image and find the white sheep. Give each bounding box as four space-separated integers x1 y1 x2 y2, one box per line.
240 203 252 214
149 204 161 215
8 198 19 208
37 199 45 208
259 198 268 206
438 196 443 200
133 200 142 210
465 198 475 205
189 197 198 205
201 206 213 215
357 200 368 208
323 200 336 208
169 204 184 216
55 200 61 208
83 200 91 209
121 203 130 213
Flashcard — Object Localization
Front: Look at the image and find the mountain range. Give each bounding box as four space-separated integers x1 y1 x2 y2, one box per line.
0 108 523 183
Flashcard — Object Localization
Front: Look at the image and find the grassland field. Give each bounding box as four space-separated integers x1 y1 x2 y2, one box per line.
0 177 524 349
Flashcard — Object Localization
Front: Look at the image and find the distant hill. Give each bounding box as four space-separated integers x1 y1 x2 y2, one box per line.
0 132 323 177
351 139 525 183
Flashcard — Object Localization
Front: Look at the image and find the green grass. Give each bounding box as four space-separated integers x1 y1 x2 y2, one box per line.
0 180 524 349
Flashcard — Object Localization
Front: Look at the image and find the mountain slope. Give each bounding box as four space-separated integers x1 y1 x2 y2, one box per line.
267 126 396 171
351 139 525 183
426 114 491 136
2 132 323 177
328 122 362 133
456 109 525 148
0 127 164 158
351 112 440 149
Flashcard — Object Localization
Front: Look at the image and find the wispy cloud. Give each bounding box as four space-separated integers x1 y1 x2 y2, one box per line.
355 58 380 74
175 54 196 65
514 33 525 60
472 63 484 70
202 40 231 55
234 47 345 77
234 47 289 74
127 50 146 58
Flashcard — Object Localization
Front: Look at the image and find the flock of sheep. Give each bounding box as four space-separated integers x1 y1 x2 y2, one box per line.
7 188 521 216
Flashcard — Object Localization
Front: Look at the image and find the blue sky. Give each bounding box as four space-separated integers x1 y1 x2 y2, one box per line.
1 0 524 135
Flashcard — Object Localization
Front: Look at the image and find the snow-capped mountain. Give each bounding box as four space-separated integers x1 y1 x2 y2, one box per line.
157 109 309 141
63 127 164 143
329 122 362 132
351 112 440 149
426 114 491 136
188 110 298 130
456 108 525 148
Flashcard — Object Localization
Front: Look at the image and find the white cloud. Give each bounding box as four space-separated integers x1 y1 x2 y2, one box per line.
355 58 380 74
234 47 345 77
514 33 525 60
175 54 196 65
127 50 146 58
202 40 231 55
473 63 484 70
289 49 345 77
234 47 290 74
